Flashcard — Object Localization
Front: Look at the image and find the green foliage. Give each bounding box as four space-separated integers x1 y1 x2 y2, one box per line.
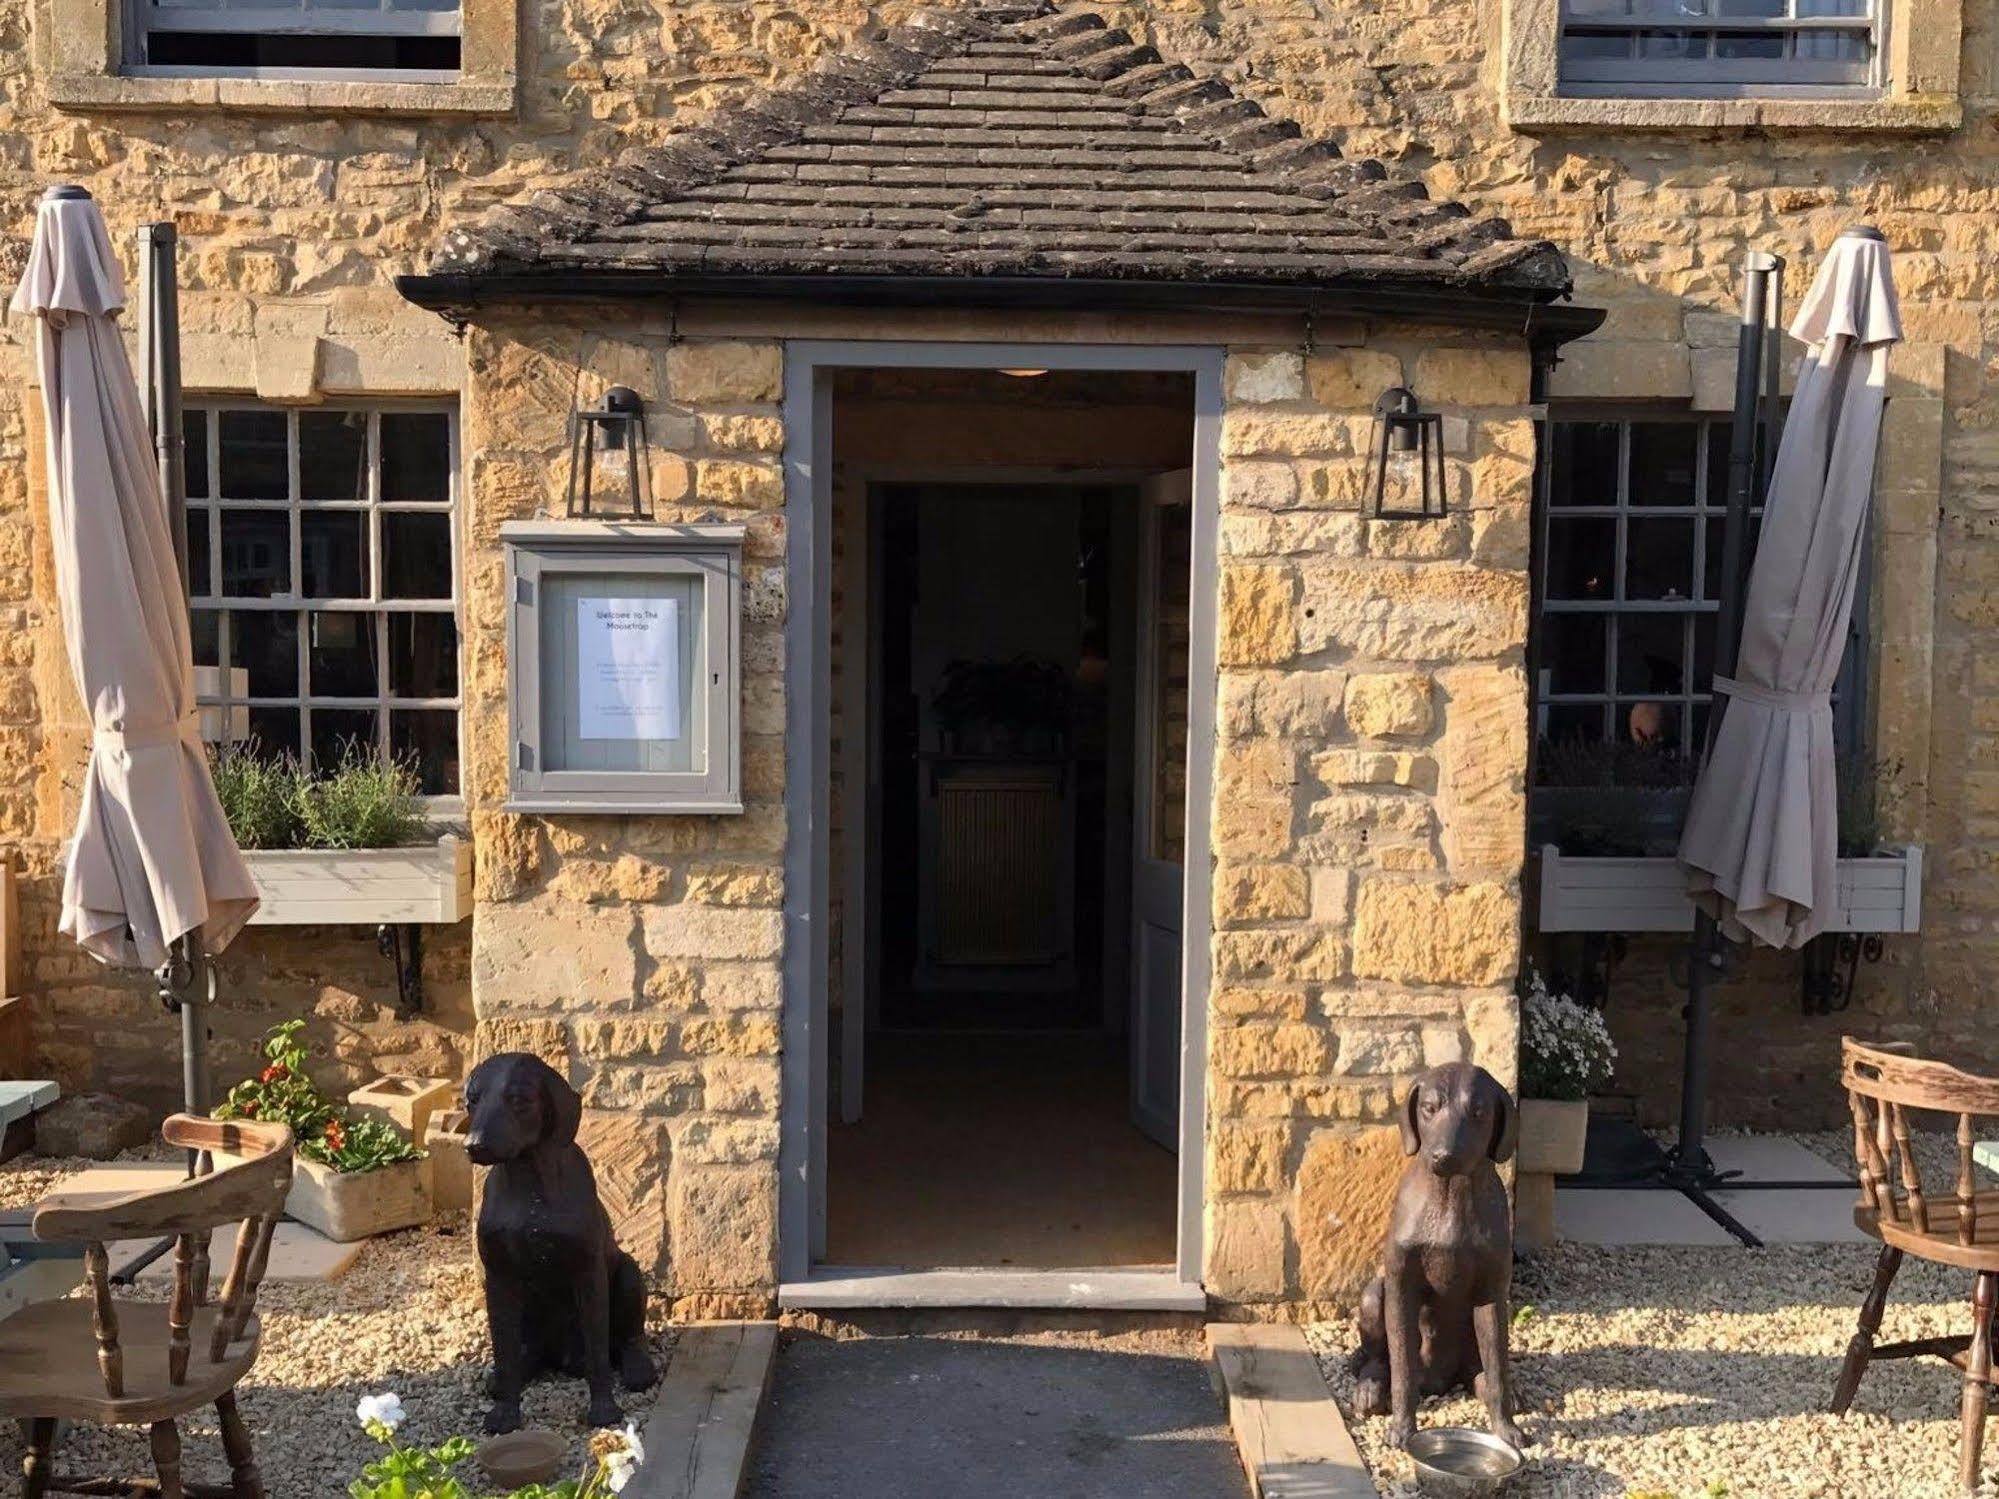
215 1022 419 1176
208 743 425 852
210 745 306 851
346 1395 643 1499
348 1434 481 1499
1534 734 1698 790
295 749 425 850
1836 753 1902 858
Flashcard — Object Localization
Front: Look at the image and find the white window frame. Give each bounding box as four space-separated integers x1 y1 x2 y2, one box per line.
187 399 464 806
126 0 461 82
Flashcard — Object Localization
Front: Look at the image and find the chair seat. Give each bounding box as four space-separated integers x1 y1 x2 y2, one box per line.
1857 1194 1999 1272
0 1298 260 1424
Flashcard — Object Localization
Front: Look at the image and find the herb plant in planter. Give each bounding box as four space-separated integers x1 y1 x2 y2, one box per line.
211 744 472 927
216 1021 431 1242
1514 968 1618 1253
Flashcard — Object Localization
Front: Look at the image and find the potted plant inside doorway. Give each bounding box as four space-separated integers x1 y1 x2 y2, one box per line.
1514 967 1616 1253
210 745 472 927
214 1021 430 1242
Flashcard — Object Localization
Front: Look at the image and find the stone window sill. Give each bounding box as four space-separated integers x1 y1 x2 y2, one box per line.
48 71 515 116
1505 91 1961 134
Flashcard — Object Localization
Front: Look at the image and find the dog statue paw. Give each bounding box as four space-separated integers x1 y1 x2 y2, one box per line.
1352 1063 1527 1451
585 1392 625 1429
483 1399 523 1436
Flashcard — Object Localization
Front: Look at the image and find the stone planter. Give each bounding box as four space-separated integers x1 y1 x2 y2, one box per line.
286 1155 431 1243
1514 1097 1589 1255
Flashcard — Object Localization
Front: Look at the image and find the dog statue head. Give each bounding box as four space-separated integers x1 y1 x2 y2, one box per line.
463 1052 583 1166
1398 1062 1517 1177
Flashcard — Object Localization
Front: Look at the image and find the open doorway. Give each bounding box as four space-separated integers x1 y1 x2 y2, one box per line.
823 367 1197 1273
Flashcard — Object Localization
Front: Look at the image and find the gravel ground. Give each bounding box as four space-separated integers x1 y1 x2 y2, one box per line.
1311 1129 1999 1499
0 1153 676 1495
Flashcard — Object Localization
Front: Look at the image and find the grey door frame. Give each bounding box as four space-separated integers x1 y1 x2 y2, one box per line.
780 340 1225 1290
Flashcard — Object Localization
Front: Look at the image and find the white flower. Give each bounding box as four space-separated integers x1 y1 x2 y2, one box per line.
355 1392 406 1434
600 1422 645 1492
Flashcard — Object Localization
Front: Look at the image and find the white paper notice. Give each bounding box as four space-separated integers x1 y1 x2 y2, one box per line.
576 596 682 740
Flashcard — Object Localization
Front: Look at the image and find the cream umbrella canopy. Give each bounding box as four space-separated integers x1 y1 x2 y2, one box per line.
1678 226 1902 949
10 185 258 968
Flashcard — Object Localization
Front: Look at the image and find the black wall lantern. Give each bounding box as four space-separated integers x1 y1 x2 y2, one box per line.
1370 386 1447 521
566 384 653 519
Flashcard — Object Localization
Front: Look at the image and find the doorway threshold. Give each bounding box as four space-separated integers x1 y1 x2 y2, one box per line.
779 1266 1206 1312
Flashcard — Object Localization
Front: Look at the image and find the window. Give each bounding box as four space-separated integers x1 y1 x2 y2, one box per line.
1533 410 1865 765
1559 0 1876 94
187 403 462 796
130 0 459 76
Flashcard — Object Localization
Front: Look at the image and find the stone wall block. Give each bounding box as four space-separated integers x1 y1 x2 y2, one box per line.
1210 1020 1335 1078
1204 1196 1289 1302
670 1165 777 1293
1343 672 1435 738
473 901 640 1011
1306 348 1405 410
1213 864 1311 926
579 1111 671 1278
666 342 783 405
1212 1121 1291 1194
1351 879 1519 987
1226 349 1307 404
642 904 783 962
1298 564 1528 663
1412 348 1531 406
1223 460 1300 510
1219 564 1299 666
1296 1125 1402 1305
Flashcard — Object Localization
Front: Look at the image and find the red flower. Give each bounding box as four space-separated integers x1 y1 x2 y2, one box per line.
260 1063 288 1084
322 1120 346 1154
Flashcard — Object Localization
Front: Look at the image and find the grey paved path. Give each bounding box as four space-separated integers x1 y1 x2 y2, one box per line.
743 1332 1249 1499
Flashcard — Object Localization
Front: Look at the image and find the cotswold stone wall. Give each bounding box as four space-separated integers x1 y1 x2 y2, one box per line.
1209 335 1534 1309
461 323 789 1319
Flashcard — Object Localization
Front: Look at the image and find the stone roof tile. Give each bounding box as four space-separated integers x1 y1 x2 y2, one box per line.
425 0 1569 297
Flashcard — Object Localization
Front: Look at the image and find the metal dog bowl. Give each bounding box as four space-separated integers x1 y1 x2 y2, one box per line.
1406 1426 1524 1495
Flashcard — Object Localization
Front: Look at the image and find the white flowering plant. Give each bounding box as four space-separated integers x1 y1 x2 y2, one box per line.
1517 967 1616 1102
347 1392 646 1499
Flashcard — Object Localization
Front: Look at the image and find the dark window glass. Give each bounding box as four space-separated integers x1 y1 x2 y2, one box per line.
1546 517 1616 600
1542 615 1609 695
1629 423 1700 507
219 510 291 597
1549 421 1620 506
1616 613 1687 697
392 710 459 795
230 609 298 696
309 611 379 697
1714 28 1786 55
185 506 212 596
310 708 378 772
218 410 288 500
182 411 209 500
190 607 220 668
1626 517 1696 600
299 411 367 502
381 413 452 503
383 512 452 599
389 612 458 698
301 510 368 599
246 707 300 763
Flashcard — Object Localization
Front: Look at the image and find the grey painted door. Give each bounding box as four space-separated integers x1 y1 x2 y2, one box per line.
1130 470 1192 1150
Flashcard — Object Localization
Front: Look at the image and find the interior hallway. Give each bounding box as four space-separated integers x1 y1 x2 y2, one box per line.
825 1031 1177 1269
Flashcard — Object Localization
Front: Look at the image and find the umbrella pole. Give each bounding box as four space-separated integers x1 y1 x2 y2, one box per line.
1661 251 1783 1242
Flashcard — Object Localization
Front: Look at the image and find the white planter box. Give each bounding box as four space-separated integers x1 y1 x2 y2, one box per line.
1535 844 1922 936
244 838 472 926
1517 1097 1590 1177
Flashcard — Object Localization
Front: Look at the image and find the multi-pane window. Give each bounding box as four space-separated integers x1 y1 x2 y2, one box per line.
132 0 460 76
1560 0 1877 94
1534 411 1865 762
186 403 462 796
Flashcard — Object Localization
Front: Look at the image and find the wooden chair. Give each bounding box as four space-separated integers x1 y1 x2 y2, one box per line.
0 1116 293 1499
1834 1038 1999 1497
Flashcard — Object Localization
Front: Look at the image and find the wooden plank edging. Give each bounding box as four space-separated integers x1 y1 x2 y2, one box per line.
626 1321 779 1499
1208 1322 1378 1499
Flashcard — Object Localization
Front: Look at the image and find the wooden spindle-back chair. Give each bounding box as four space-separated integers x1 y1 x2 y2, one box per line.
0 1115 292 1499
1834 1038 1999 1498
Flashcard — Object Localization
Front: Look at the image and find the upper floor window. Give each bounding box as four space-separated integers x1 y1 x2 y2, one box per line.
1559 0 1876 94
131 0 459 76
186 402 463 797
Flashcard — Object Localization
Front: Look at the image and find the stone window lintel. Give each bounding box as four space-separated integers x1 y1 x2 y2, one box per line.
44 0 516 116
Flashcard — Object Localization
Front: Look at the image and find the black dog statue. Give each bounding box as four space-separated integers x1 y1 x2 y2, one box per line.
464 1051 659 1432
1350 1061 1527 1452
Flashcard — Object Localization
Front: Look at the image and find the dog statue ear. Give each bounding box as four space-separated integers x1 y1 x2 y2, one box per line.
536 1058 583 1147
1399 1078 1423 1157
1488 1078 1519 1164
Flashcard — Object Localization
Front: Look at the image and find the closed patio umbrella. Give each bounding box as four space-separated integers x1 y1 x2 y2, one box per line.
10 185 258 972
1679 226 1902 949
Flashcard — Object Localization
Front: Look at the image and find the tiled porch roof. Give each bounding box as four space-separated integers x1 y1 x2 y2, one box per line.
422 1 1570 298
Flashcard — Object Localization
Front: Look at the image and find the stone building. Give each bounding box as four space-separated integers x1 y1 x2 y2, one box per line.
0 0 1984 1316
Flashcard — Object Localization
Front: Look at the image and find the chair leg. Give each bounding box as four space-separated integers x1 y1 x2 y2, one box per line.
151 1418 185 1499
216 1391 265 1499
1832 1244 1904 1415
1962 1271 1996 1498
21 1416 55 1499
